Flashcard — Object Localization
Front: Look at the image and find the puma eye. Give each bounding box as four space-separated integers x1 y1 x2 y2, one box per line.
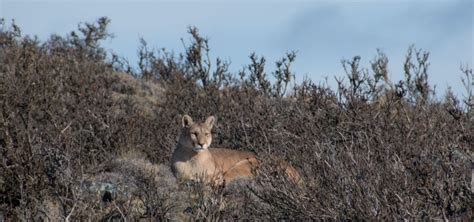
205 133 210 136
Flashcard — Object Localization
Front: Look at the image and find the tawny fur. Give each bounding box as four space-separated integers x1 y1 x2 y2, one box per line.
171 115 301 185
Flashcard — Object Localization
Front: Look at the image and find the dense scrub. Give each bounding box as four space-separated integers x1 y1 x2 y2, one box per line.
0 18 472 220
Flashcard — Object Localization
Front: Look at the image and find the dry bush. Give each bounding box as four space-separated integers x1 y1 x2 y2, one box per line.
0 18 472 220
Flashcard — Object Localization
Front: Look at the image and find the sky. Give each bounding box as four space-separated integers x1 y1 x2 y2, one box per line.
1 0 473 98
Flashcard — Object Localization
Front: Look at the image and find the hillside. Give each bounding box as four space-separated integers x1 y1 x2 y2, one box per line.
0 18 472 220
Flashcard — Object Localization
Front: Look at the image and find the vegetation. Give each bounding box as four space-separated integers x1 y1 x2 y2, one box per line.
0 17 472 220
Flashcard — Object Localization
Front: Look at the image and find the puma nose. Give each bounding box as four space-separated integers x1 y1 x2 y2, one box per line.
197 142 204 147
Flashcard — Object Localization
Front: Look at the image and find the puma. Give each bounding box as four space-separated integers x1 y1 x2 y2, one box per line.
171 115 301 185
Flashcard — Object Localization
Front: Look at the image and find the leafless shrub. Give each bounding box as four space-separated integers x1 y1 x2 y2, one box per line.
0 18 471 220
460 64 473 118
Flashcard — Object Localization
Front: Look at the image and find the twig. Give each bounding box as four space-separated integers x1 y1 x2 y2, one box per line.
65 203 76 222
114 201 127 222
61 121 72 134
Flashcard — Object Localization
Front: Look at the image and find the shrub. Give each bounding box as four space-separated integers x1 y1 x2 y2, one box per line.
0 18 471 220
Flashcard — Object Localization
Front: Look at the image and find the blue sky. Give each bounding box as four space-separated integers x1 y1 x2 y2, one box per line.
1 0 473 97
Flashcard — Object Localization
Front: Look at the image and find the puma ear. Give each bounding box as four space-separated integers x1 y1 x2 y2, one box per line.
205 116 215 129
182 115 193 128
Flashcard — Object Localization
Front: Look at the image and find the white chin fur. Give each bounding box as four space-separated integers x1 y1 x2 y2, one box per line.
193 144 209 152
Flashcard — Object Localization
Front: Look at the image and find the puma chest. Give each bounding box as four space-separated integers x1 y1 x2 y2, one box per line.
172 153 219 180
